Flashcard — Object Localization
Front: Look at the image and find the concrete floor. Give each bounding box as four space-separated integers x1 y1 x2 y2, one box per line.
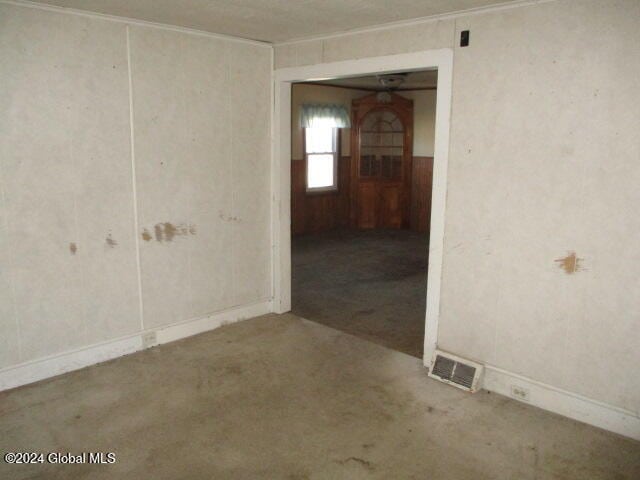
1 314 639 479
292 229 429 358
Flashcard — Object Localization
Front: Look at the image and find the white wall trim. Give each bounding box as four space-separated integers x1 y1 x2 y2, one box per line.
272 50 454 366
0 300 272 392
483 365 640 441
274 0 558 46
0 0 272 48
154 300 272 345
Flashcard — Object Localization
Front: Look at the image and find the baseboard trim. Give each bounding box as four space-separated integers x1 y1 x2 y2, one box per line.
0 300 273 392
483 364 640 441
154 300 272 344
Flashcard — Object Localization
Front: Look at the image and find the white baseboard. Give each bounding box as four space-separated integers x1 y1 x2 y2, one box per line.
0 335 143 392
0 300 273 392
155 300 272 344
483 364 640 441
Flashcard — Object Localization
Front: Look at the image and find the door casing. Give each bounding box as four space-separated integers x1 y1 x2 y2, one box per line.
271 49 453 367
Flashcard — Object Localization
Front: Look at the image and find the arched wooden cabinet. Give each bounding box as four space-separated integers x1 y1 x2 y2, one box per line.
350 93 413 229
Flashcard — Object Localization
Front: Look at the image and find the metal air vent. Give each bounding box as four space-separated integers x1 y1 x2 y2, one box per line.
428 350 484 393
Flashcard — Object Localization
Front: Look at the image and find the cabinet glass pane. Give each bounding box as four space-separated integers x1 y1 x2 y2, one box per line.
359 109 404 179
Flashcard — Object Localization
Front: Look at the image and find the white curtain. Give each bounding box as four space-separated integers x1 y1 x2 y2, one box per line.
300 104 351 128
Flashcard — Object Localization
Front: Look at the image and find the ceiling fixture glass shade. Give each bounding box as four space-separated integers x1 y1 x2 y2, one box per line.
375 73 407 103
376 73 407 89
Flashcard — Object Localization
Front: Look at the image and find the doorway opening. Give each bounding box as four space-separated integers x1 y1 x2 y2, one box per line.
272 49 453 366
290 71 437 358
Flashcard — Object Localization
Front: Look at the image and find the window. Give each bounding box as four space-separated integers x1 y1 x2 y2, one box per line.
305 127 338 192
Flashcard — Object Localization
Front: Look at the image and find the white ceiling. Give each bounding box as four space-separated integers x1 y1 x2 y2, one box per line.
312 70 438 91
34 0 522 43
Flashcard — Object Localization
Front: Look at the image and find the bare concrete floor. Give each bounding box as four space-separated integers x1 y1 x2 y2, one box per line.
1 314 639 479
292 229 429 358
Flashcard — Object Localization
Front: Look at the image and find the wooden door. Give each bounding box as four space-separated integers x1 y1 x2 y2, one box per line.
350 93 413 229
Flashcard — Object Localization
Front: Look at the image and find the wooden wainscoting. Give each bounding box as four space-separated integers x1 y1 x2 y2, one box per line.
410 156 433 233
291 156 351 235
292 155 431 235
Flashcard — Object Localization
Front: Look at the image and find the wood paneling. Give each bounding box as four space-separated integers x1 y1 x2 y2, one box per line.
356 182 377 229
380 185 403 228
291 156 351 235
410 156 433 233
292 155 432 235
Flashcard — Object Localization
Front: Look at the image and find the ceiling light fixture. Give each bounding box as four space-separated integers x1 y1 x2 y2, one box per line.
376 73 408 102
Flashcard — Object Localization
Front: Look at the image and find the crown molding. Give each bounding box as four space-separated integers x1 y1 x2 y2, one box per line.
275 0 557 46
0 0 272 48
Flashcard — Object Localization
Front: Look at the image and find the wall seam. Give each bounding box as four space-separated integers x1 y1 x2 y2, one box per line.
178 36 195 319
0 151 22 362
69 139 89 346
226 44 236 305
126 25 146 331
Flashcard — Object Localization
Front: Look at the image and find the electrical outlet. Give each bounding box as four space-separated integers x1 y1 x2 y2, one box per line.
142 331 157 349
511 385 530 402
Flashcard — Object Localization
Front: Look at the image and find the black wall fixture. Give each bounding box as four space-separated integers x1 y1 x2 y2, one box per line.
460 30 470 47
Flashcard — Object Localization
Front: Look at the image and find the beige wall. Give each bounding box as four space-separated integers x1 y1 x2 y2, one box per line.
2 0 638 419
0 4 271 367
292 84 436 159
277 0 640 414
398 90 437 157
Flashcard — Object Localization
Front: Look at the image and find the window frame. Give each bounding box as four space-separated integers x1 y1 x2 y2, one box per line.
304 127 339 193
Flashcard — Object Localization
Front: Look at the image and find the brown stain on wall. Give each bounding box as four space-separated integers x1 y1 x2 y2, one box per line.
69 243 77 255
149 222 197 243
154 224 163 242
163 222 178 242
555 251 582 274
218 211 241 223
177 224 197 235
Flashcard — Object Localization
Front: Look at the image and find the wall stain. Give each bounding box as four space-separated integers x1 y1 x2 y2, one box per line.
555 251 582 274
219 211 241 223
164 222 178 242
69 243 77 255
154 224 163 242
151 222 197 243
105 233 118 248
